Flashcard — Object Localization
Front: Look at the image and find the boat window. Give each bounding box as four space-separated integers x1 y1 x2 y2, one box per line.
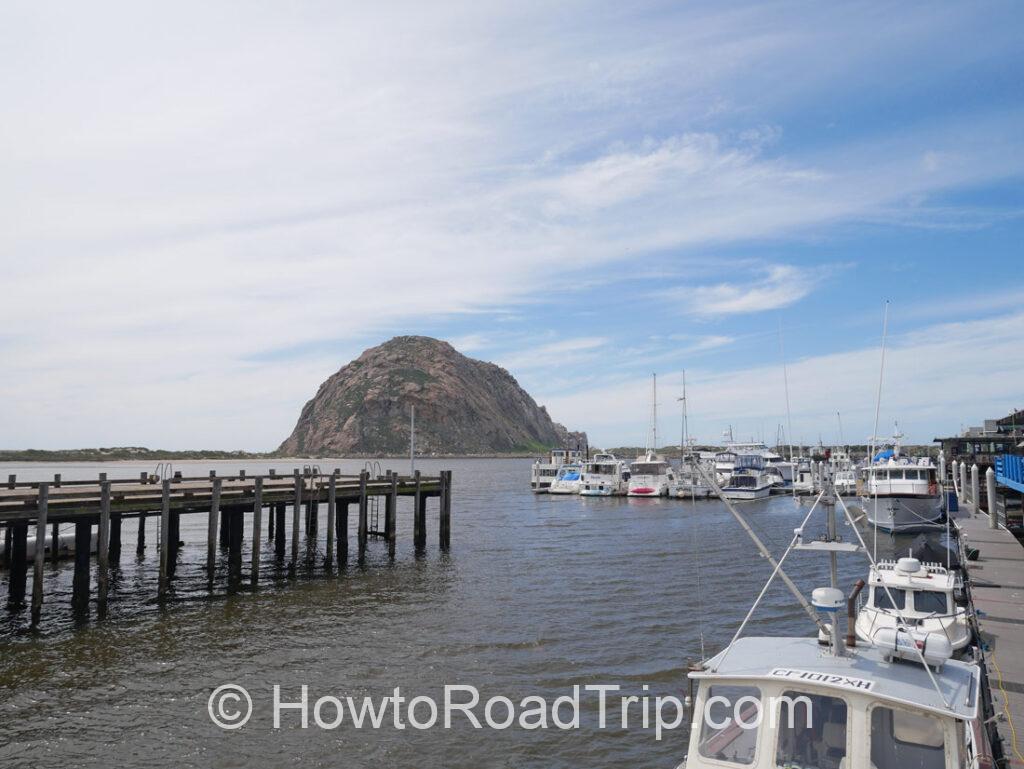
914 590 949 614
698 685 760 765
873 587 906 610
631 463 665 475
870 705 947 769
775 691 847 769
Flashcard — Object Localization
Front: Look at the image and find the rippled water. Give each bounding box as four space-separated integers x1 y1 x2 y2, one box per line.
0 458 911 767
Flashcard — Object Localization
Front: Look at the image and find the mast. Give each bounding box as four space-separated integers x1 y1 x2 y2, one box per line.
649 373 658 455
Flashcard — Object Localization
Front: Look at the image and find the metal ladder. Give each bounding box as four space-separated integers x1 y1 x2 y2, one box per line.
364 461 383 534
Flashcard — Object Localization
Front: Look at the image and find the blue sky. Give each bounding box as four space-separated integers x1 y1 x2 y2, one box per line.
1 1 1022 450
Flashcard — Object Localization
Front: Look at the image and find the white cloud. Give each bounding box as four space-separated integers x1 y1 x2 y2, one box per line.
497 337 610 371
679 265 819 316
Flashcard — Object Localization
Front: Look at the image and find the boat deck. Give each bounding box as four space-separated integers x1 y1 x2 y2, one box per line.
957 501 1024 766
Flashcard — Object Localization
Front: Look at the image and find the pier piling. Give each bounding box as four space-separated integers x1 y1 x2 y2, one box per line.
31 484 48 624
291 472 301 567
274 503 286 559
386 474 398 557
326 475 336 565
72 519 91 612
358 470 368 553
158 480 170 599
440 470 452 550
251 478 262 585
109 513 122 563
97 482 110 616
7 522 27 606
137 512 146 555
414 470 425 551
207 479 221 583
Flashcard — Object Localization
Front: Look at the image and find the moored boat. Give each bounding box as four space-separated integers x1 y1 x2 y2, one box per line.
579 453 630 496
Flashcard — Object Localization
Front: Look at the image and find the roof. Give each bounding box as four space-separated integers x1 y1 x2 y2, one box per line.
693 636 978 720
870 561 957 590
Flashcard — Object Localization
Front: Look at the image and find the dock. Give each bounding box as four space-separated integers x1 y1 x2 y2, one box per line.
952 459 1024 767
0 467 453 624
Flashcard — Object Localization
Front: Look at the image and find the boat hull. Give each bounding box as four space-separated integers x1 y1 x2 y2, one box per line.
862 495 944 533
721 486 772 500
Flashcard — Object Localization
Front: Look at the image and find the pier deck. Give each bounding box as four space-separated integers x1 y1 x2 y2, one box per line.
957 501 1024 767
1 467 453 625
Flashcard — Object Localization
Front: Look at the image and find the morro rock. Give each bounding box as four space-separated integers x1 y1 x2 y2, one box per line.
277 336 586 456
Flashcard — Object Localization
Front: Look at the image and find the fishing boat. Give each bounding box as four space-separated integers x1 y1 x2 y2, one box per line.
720 454 773 500
530 448 583 492
548 463 583 494
860 431 944 533
627 452 676 497
855 556 971 653
678 464 995 769
579 453 630 496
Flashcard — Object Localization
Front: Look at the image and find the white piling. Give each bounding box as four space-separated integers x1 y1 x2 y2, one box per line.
986 467 997 530
971 464 980 513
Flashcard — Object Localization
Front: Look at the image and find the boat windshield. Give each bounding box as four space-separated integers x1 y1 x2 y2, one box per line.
631 463 667 475
729 476 758 488
556 467 580 481
870 705 949 769
873 587 906 610
698 685 760 765
913 590 949 614
586 464 617 475
775 691 848 769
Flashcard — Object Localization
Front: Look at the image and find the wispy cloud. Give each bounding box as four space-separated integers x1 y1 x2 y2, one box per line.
497 337 610 372
671 264 820 316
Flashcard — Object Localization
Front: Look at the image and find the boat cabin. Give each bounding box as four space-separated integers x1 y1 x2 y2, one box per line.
862 461 938 496
684 636 985 769
856 558 970 651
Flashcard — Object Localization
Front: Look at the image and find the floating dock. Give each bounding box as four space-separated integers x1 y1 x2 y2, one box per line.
0 468 453 624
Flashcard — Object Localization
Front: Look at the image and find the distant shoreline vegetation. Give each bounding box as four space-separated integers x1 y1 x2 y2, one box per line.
0 447 559 462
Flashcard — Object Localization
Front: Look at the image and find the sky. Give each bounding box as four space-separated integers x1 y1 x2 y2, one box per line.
1 1 1022 451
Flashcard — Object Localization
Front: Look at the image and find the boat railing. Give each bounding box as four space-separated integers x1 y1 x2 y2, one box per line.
875 559 950 576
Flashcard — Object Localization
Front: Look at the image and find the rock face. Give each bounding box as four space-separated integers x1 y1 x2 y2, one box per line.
277 336 587 456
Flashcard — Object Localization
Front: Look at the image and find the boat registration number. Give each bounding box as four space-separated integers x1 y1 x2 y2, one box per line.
770 668 875 691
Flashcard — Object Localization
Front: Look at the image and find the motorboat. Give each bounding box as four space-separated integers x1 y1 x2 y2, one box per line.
675 456 713 499
855 556 971 653
530 449 583 492
627 452 676 497
579 453 630 496
548 463 583 494
720 454 773 500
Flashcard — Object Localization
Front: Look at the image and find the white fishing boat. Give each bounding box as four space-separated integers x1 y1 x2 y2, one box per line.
627 451 676 497
548 463 583 494
579 453 630 496
720 454 774 500
861 430 943 533
855 556 971 653
530 448 583 492
679 464 995 769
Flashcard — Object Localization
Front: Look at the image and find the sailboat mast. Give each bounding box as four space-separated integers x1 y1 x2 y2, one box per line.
651 373 658 453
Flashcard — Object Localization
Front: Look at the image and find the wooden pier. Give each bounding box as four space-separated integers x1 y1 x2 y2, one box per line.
0 468 453 624
953 463 1024 767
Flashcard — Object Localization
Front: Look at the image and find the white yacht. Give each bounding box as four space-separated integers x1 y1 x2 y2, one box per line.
855 556 971 653
714 450 738 485
530 449 583 492
720 454 774 500
861 432 943 533
627 452 676 497
548 463 583 494
579 453 630 496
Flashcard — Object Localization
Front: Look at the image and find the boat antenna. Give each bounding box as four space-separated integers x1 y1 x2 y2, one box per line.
869 301 890 561
677 370 688 455
836 411 844 448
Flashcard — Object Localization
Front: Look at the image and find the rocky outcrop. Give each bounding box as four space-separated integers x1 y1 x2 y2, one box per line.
277 336 586 456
